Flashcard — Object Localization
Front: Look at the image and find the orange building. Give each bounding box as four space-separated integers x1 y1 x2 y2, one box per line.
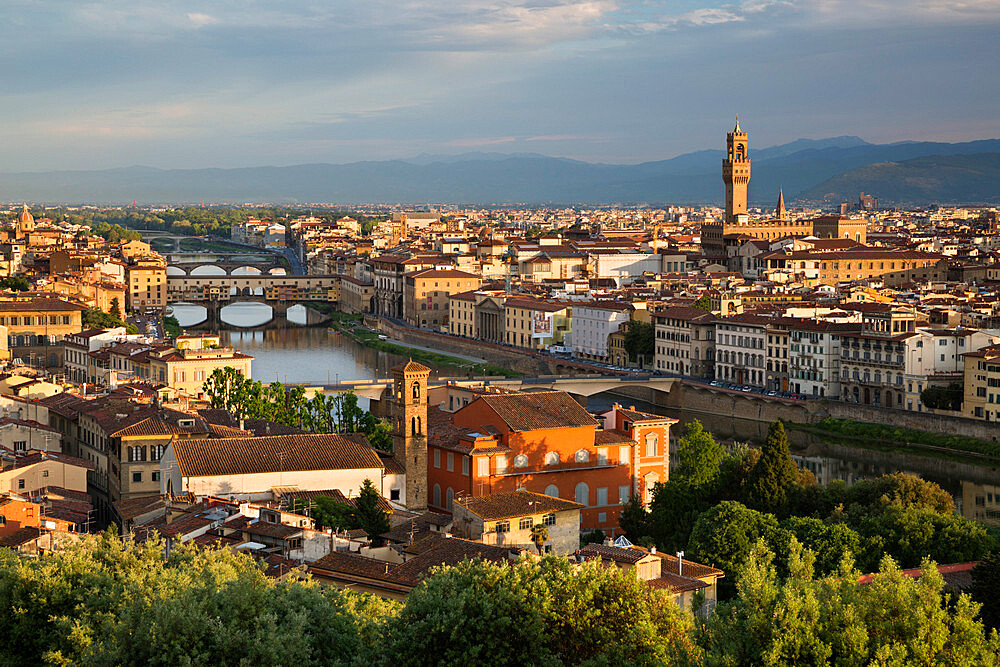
426 391 675 534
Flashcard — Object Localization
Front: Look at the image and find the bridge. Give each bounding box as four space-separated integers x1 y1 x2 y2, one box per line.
174 296 333 329
166 256 288 276
167 274 340 303
302 375 683 401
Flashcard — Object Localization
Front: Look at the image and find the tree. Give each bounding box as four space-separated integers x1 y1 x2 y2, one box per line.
623 320 654 364
529 524 549 555
381 557 701 666
703 540 1000 666
0 276 30 291
354 478 390 544
920 383 964 411
0 530 396 666
692 295 712 311
675 419 724 486
109 297 122 320
686 501 781 593
744 421 799 512
970 554 1000 631
81 306 137 334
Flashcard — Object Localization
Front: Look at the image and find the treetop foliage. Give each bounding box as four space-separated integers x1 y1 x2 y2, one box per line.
202 367 392 451
0 533 995 666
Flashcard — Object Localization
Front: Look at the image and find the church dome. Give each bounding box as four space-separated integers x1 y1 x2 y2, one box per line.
17 205 34 225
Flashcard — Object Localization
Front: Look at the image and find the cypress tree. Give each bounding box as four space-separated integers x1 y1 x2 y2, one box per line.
744 421 798 512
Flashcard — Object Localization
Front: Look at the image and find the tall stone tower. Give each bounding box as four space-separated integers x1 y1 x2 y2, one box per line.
391 359 430 512
722 117 751 224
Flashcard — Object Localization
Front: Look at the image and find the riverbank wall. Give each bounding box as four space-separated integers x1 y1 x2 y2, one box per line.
374 318 634 377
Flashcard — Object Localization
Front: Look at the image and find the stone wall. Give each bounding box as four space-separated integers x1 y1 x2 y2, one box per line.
814 401 1000 442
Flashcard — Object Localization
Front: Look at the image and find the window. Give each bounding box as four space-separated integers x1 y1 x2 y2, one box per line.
519 517 533 530
462 456 470 475
513 454 529 468
618 445 630 464
390 488 400 501
575 482 589 506
433 448 441 468
412 382 420 400
132 471 142 483
574 449 589 463
496 454 508 474
619 485 631 504
645 433 658 457
496 520 510 534
433 484 441 507
13 441 26 453
544 451 559 466
477 457 489 477
597 448 608 465
151 471 160 483
596 487 608 506
447 452 454 472
544 484 559 498
18 479 24 489
446 488 454 510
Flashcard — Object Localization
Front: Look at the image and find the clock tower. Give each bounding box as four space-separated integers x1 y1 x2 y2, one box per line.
722 117 750 224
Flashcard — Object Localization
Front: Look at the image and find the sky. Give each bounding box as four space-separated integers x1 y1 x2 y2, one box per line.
1 0 998 170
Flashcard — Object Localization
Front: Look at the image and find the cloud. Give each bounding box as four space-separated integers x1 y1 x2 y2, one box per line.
187 12 217 28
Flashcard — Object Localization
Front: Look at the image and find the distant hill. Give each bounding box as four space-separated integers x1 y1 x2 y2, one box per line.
799 153 1000 205
1 136 997 205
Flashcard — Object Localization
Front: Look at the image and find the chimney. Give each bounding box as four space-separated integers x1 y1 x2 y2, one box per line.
649 546 656 554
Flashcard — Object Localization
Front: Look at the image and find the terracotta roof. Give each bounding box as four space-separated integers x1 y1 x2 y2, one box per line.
645 550 724 579
391 359 432 374
157 512 215 538
454 490 582 521
171 433 383 478
0 526 41 547
617 407 675 424
471 391 598 432
579 542 649 564
113 494 165 521
0 298 86 312
594 429 633 445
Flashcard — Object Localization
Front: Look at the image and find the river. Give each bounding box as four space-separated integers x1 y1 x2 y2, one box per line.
169 302 997 525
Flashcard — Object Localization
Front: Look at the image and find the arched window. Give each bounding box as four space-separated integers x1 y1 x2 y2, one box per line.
574 449 589 463
446 488 454 510
433 484 441 508
412 382 420 400
544 451 559 466
575 482 589 506
544 484 559 498
513 454 529 468
644 472 659 503
411 415 422 435
645 433 658 457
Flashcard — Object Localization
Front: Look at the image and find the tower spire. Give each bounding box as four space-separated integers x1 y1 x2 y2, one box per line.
734 114 741 132
776 188 786 219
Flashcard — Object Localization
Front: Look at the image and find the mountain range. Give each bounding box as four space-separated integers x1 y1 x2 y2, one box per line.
1 137 997 206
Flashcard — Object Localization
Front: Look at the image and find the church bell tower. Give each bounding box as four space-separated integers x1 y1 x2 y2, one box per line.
391 359 430 511
722 117 750 224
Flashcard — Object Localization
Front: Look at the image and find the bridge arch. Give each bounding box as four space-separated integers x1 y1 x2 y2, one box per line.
190 264 227 276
